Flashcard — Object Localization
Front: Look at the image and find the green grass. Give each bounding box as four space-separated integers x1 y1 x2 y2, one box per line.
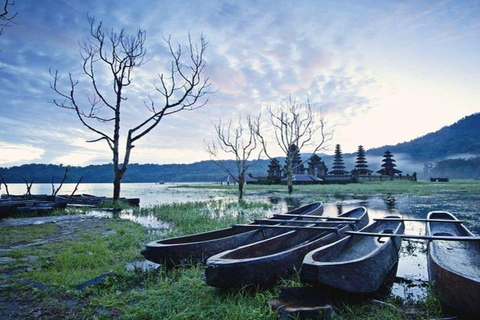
0 223 57 248
0 191 451 319
179 180 480 198
133 199 273 236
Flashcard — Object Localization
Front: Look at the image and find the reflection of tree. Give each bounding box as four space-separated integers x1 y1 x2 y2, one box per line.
336 203 342 216
383 194 396 210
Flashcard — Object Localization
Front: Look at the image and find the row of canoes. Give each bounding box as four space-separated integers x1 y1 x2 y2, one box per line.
141 203 480 315
0 196 68 217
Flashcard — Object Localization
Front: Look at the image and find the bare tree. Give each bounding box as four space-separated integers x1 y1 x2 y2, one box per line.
254 96 332 194
0 172 9 196
51 166 70 198
51 16 211 200
23 178 33 199
205 115 260 202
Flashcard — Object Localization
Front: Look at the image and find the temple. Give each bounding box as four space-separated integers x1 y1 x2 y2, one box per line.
250 144 416 185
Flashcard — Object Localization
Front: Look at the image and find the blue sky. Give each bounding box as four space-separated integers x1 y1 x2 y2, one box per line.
1 0 479 167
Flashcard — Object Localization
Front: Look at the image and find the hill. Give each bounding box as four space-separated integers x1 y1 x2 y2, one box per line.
2 113 480 182
367 113 480 161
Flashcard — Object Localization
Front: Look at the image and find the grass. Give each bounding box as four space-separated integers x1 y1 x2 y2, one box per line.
0 187 457 319
179 179 480 199
133 199 274 236
0 223 57 247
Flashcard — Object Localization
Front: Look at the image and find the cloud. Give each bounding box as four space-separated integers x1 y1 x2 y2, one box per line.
1 0 479 167
0 141 44 166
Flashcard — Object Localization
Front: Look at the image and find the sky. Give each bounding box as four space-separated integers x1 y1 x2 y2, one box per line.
1 0 480 167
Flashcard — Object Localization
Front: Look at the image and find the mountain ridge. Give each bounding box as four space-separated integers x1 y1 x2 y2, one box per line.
1 113 480 182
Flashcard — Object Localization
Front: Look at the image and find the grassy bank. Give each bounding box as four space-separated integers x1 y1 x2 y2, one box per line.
0 197 447 319
177 179 480 198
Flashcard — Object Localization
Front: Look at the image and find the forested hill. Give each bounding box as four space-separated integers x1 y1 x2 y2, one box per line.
3 113 480 182
367 113 480 161
0 161 271 183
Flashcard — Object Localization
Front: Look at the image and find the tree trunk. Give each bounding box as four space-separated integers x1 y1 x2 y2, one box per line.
113 172 122 200
238 174 245 202
287 164 294 194
113 166 126 200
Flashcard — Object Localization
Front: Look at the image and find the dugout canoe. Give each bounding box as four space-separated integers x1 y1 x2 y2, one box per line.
205 206 368 288
141 202 324 266
426 211 480 315
301 215 404 293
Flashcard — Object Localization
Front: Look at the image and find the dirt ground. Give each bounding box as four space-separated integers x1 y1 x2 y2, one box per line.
0 215 113 319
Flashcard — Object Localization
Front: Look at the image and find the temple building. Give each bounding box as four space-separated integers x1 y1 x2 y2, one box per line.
352 145 372 175
329 144 349 175
267 158 282 184
377 150 402 176
284 144 305 174
307 154 328 178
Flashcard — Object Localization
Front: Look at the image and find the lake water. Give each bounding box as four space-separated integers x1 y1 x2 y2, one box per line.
4 182 480 302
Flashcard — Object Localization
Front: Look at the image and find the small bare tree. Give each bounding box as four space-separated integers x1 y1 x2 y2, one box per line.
255 96 332 194
205 115 260 202
0 172 9 196
51 16 211 200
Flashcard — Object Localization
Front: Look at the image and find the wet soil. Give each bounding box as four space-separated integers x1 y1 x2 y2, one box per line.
0 215 111 319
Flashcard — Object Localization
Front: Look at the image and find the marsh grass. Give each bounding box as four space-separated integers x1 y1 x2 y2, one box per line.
133 199 274 236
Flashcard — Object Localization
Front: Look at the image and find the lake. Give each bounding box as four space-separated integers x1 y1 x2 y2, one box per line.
4 181 480 303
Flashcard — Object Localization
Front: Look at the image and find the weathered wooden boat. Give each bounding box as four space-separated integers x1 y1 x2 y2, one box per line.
426 211 480 315
16 200 68 215
205 207 368 288
141 202 324 266
56 194 140 207
1 194 52 201
301 215 404 293
0 200 26 218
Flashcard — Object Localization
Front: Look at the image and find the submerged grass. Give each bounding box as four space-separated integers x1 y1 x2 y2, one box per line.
133 199 274 236
0 194 448 319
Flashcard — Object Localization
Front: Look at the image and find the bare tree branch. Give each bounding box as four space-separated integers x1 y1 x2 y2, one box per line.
255 96 333 194
205 114 261 201
51 167 70 197
50 16 211 200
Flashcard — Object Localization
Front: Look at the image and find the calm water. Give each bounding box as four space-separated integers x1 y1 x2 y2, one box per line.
4 182 480 302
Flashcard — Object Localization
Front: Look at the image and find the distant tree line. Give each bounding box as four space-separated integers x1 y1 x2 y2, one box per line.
0 161 270 184
430 157 480 180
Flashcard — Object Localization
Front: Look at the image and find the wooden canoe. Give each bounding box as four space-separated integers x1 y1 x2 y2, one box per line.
301 215 404 293
204 207 368 288
426 211 480 315
141 202 324 266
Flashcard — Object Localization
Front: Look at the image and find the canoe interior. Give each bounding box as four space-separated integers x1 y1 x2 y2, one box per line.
215 207 366 260
311 217 404 263
428 211 480 282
